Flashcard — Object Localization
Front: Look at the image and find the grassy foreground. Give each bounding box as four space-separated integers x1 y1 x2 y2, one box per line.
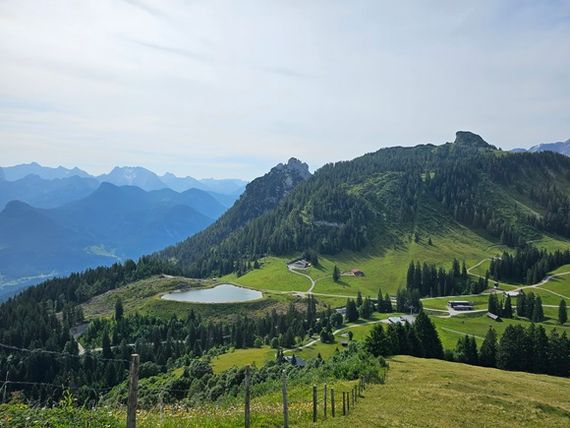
2 356 568 427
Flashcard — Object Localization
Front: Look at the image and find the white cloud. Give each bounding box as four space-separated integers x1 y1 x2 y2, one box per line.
0 0 569 179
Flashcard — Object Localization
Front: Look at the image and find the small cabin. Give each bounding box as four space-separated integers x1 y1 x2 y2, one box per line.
504 291 521 298
487 312 500 321
284 355 306 367
289 259 310 269
351 269 365 277
448 301 474 310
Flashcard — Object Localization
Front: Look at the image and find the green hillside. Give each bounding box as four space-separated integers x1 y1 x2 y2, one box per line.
158 131 570 287
2 356 568 427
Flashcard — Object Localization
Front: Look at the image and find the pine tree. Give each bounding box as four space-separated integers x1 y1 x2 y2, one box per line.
345 299 359 323
516 291 526 317
332 265 341 283
114 298 124 322
377 288 384 312
365 324 392 357
413 311 443 359
488 293 499 315
102 330 113 360
384 293 393 313
531 296 544 323
503 295 513 318
356 290 363 307
479 327 497 367
559 299 567 325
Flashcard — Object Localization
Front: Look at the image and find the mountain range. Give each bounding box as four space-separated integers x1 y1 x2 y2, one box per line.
0 163 248 298
512 138 570 156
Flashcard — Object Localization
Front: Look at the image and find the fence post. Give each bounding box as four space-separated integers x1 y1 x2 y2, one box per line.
323 383 327 418
244 365 251 428
331 387 335 417
354 385 357 402
282 370 289 428
347 391 350 413
312 384 317 422
342 392 346 415
127 353 139 428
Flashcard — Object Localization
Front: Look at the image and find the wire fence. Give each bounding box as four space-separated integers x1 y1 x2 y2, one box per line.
0 345 370 426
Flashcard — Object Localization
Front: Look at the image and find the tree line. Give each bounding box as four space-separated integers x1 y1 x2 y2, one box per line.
453 324 569 377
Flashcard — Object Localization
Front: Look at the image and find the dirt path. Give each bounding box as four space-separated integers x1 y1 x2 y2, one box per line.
284 318 388 354
287 266 317 293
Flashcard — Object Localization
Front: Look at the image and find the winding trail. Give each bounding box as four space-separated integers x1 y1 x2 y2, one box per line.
284 318 388 354
287 265 317 293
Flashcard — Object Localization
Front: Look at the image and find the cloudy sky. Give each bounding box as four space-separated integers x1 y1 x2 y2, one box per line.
1 1 569 179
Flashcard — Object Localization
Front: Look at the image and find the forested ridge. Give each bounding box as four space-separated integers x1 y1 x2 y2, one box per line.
157 131 570 278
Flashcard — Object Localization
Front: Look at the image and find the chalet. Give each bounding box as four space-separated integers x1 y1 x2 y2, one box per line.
487 312 500 321
504 291 521 298
448 300 474 310
289 259 310 269
335 307 347 316
284 355 306 368
351 269 365 277
388 315 416 325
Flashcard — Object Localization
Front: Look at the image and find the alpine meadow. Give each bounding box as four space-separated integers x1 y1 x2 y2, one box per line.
1 1 570 427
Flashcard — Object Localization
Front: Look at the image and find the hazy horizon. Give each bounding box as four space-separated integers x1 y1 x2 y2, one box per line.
1 1 569 180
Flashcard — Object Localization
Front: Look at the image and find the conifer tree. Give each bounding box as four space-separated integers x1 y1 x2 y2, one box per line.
503 295 513 318
114 298 124 322
413 311 443 359
384 293 393 313
531 296 544 323
559 299 567 325
488 293 499 315
345 299 359 323
479 327 497 367
332 265 341 283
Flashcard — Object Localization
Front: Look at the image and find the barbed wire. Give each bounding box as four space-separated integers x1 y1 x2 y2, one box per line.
0 342 130 363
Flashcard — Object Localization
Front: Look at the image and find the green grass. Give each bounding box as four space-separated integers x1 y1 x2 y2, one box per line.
422 294 490 311
314 355 570 428
211 346 276 373
219 256 312 292
14 355 569 427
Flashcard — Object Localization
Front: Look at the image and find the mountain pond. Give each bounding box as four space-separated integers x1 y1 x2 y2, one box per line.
161 283 263 304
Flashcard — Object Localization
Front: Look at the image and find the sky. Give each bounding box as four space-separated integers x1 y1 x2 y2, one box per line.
0 1 569 180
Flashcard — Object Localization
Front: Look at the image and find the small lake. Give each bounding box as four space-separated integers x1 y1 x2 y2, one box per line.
161 283 263 304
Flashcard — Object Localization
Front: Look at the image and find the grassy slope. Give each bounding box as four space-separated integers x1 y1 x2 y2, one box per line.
315 356 570 428
39 356 566 427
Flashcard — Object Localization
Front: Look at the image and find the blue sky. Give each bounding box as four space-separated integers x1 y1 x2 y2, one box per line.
0 0 569 179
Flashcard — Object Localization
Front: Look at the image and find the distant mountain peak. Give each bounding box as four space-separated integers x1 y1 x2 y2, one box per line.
454 131 492 148
273 157 311 179
514 139 570 156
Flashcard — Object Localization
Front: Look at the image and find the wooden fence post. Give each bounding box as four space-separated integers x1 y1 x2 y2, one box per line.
331 387 335 417
342 392 346 416
312 384 317 422
282 370 289 428
347 391 350 413
127 353 139 428
323 383 327 418
354 385 358 402
244 365 251 428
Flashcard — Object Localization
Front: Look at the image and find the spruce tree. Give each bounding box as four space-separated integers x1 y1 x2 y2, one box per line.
503 295 513 318
413 311 443 359
114 298 124 322
365 324 392 357
333 265 341 283
384 293 393 313
488 293 499 315
531 296 544 323
516 291 526 318
345 299 359 323
559 299 567 325
479 327 497 367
